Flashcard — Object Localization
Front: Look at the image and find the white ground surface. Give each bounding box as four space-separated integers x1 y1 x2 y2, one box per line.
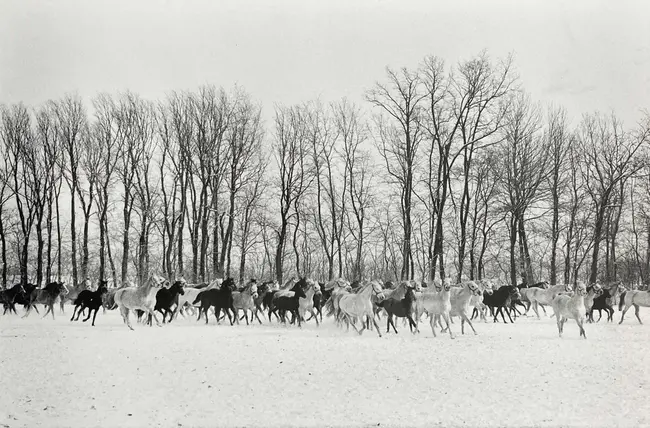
1 307 649 428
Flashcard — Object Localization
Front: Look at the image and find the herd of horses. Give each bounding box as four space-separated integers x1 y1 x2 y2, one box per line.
0 274 647 339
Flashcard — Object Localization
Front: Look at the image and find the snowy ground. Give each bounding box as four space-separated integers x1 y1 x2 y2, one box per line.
1 307 650 428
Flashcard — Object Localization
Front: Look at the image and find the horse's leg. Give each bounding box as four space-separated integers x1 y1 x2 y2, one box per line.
91 308 99 326
429 315 438 337
539 304 547 315
405 314 415 333
82 307 92 322
74 305 84 321
619 303 632 324
442 314 454 339
634 304 643 325
505 306 515 323
555 315 562 338
254 309 263 325
576 319 586 338
532 301 541 319
70 305 78 322
463 314 477 335
367 313 381 337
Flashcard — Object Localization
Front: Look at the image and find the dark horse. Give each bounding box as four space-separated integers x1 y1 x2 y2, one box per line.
5 283 38 315
25 282 67 319
192 277 237 325
154 281 186 323
71 281 109 326
269 278 308 327
484 285 521 324
1 284 26 315
375 284 418 334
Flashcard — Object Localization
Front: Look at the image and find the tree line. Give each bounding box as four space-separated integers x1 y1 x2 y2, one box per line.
1 52 649 288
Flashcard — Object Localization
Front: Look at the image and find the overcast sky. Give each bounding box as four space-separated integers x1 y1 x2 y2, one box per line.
1 0 649 126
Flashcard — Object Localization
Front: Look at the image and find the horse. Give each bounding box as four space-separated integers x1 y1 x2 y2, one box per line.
583 284 603 322
71 281 109 326
59 279 90 314
270 278 309 327
293 279 321 326
153 280 186 323
526 283 572 319
416 278 455 338
589 283 624 322
337 280 385 337
484 285 521 324
375 281 418 334
6 283 38 315
24 281 68 319
232 279 261 325
114 275 166 330
193 277 237 325
0 284 26 315
321 279 352 325
436 280 484 335
517 280 550 315
619 287 650 325
552 283 588 338
248 281 273 323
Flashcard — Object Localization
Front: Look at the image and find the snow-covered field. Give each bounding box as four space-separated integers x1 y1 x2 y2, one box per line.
1 308 650 428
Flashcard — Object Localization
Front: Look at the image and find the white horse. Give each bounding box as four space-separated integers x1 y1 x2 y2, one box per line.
416 278 454 338
619 287 650 324
338 280 385 337
232 280 260 325
527 283 573 319
298 279 321 326
552 283 588 338
114 275 165 330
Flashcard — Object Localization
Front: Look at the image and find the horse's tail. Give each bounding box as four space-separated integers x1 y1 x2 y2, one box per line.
192 291 204 306
324 296 335 318
619 291 627 312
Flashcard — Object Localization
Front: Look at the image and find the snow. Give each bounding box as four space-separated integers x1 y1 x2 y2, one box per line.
1 309 650 428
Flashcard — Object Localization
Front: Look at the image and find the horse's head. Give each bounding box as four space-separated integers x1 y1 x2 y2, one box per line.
222 277 237 291
508 285 521 299
291 278 308 299
466 281 482 296
540 280 551 289
371 280 385 300
97 282 109 295
247 279 259 299
171 281 185 295
575 284 587 296
590 284 603 296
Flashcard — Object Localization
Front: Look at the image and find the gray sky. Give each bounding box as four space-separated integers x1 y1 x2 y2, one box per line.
1 0 649 125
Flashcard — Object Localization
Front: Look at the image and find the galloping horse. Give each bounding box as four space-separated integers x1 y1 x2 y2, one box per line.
338 280 385 337
114 275 166 330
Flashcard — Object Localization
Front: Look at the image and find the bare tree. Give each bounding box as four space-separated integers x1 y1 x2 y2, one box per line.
579 113 646 284
273 104 313 283
52 94 88 287
546 106 571 284
335 99 374 281
496 92 548 286
90 94 122 283
221 88 262 277
366 67 426 280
